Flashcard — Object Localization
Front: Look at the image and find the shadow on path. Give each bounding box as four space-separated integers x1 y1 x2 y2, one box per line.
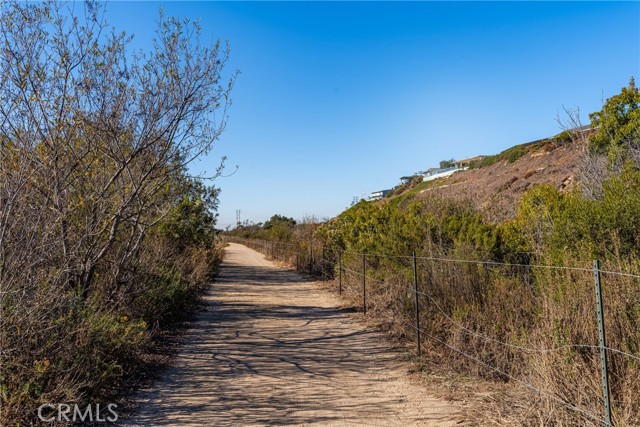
121 243 458 426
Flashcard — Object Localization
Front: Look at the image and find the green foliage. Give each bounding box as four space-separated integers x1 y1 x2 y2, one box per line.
403 179 437 196
79 311 148 393
471 138 558 169
157 181 219 251
471 154 499 169
471 145 528 169
264 214 296 229
553 130 573 146
263 214 297 240
0 2 229 422
589 77 640 162
228 213 297 241
506 146 526 163
133 267 198 325
318 195 504 261
506 166 640 262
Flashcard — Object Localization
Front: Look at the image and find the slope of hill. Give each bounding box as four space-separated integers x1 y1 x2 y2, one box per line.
390 138 582 221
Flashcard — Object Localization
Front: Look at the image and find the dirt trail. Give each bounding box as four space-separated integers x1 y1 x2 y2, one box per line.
123 243 462 426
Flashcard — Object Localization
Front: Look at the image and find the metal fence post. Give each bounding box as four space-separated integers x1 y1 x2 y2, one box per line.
594 260 613 426
413 251 421 356
338 251 343 295
362 252 366 315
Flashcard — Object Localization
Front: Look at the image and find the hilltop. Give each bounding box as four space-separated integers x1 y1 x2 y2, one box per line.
385 132 585 221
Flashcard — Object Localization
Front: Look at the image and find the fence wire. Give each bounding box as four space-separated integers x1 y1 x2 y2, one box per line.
405 286 640 362
225 237 640 424
405 321 608 426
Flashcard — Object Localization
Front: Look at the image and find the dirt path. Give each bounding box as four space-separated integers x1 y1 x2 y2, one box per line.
123 243 462 426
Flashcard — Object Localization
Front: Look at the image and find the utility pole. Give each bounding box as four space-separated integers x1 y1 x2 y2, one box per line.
236 209 241 227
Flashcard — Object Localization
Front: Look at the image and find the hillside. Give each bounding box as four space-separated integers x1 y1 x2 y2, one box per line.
389 137 582 221
227 81 640 426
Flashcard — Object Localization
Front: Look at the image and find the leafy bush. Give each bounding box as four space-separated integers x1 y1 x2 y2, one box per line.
471 154 499 168
228 213 298 241
0 3 229 424
589 77 640 163
506 146 526 163
553 130 573 146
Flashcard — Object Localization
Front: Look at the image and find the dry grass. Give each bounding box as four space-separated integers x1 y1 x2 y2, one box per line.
233 237 640 426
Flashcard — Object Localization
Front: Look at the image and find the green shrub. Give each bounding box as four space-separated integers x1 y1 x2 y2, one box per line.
471 155 499 169
78 311 148 393
133 267 199 326
315 172 640 425
553 130 573 146
505 146 526 163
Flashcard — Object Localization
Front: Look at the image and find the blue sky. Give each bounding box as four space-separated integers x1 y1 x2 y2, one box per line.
105 1 640 229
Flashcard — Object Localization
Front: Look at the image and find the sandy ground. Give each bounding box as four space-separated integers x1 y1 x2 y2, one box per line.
122 243 462 426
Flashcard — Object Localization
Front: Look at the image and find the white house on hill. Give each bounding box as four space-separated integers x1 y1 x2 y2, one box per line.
369 189 391 201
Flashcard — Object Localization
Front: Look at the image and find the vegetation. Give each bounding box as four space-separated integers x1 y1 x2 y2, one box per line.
230 80 640 426
553 129 574 146
228 214 298 241
589 77 640 165
470 143 529 168
390 175 424 197
469 136 561 169
0 2 232 424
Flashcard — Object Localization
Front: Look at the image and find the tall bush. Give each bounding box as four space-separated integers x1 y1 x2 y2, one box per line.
0 1 232 423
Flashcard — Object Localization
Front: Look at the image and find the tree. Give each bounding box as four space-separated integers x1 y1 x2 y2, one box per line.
0 0 235 299
263 214 297 230
156 179 220 251
589 77 640 165
261 214 297 240
0 1 234 420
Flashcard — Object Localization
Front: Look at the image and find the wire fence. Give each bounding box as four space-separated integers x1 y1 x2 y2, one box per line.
223 236 640 426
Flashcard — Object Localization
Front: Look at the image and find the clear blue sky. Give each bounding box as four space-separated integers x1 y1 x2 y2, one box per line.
105 1 640 229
